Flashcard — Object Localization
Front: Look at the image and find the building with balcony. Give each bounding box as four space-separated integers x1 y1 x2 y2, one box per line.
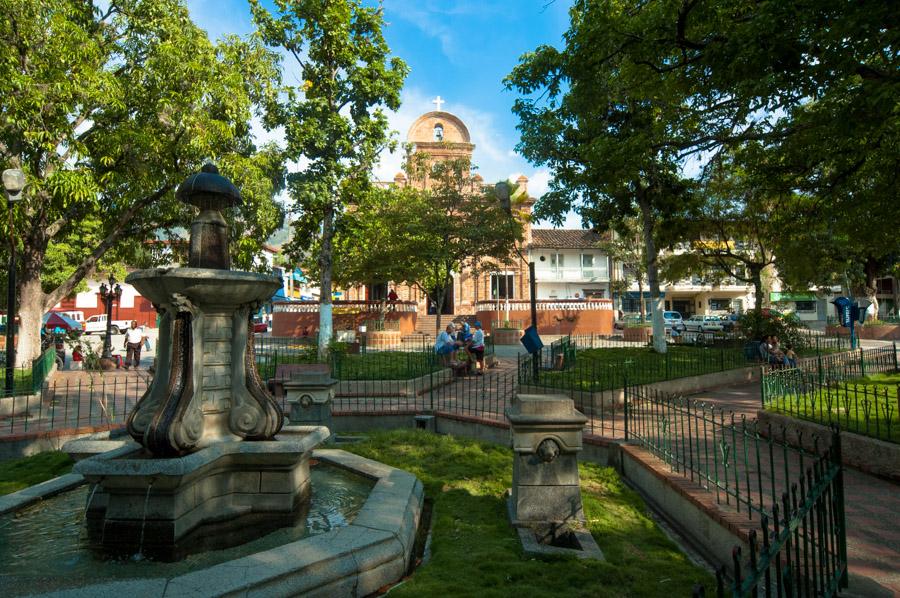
527 229 612 300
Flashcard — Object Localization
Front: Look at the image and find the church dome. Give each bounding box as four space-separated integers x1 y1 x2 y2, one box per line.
407 111 471 144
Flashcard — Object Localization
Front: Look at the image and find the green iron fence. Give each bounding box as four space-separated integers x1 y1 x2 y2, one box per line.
761 344 899 443
0 347 58 398
517 341 751 393
714 426 848 597
625 385 849 596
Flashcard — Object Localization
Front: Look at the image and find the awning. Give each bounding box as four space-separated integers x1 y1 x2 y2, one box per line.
770 292 817 302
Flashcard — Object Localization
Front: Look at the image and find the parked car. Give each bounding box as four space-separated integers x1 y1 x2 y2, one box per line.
663 311 686 332
719 314 738 332
84 314 134 335
252 318 268 333
683 314 725 333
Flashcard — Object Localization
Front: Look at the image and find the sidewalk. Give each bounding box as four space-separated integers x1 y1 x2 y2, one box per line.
690 381 900 596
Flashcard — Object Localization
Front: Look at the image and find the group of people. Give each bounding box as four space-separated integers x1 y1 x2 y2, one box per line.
758 334 797 368
434 321 486 375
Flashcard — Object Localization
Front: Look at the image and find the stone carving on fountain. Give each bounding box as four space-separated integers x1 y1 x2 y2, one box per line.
125 164 283 456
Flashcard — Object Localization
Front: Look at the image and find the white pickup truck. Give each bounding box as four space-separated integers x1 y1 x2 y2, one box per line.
83 314 134 335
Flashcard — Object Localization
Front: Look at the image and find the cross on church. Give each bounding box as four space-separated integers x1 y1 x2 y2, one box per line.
432 96 445 111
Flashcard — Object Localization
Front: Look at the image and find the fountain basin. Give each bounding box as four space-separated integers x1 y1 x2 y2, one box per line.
70 426 328 550
0 448 423 597
126 268 281 308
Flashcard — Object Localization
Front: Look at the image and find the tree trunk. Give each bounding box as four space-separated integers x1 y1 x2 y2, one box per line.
637 193 666 354
16 273 46 366
637 279 645 322
751 266 764 339
317 202 335 361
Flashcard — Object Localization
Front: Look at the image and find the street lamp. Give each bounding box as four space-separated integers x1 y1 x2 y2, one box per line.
3 168 25 395
98 274 122 360
495 182 540 381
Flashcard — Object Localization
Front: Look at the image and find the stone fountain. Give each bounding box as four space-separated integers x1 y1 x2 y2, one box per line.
74 164 328 556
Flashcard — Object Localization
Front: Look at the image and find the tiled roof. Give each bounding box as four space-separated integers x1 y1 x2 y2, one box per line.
529 229 603 249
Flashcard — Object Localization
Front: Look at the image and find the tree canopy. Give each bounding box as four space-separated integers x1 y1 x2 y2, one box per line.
0 0 285 363
331 156 524 333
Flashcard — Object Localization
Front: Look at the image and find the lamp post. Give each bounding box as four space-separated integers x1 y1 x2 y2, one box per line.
496 182 540 381
98 274 122 360
3 169 25 395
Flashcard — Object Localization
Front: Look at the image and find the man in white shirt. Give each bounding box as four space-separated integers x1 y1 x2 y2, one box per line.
123 321 146 370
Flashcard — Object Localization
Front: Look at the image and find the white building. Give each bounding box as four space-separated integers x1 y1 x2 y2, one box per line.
527 229 612 300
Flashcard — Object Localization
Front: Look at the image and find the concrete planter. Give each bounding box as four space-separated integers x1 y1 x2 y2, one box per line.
826 323 900 340
364 330 402 349
623 327 651 342
493 329 523 345
337 368 453 398
858 324 900 340
757 410 900 482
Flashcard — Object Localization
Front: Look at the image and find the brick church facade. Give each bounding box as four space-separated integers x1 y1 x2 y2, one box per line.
342 108 536 330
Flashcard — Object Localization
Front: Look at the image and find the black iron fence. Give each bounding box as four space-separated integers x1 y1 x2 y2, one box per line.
1 374 150 435
714 426 848 597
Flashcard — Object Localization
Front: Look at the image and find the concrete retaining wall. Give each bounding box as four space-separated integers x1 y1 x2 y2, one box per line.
0 425 124 460
757 410 900 482
618 444 752 571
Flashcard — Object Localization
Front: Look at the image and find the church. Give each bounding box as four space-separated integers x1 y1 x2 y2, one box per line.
271 101 623 339
342 102 539 333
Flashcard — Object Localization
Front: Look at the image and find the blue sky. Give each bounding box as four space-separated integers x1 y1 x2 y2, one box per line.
186 0 582 227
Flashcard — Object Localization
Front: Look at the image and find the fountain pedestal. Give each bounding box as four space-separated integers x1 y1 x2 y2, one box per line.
74 164 318 555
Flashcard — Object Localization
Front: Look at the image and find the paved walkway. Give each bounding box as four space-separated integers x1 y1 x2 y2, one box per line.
691 382 900 596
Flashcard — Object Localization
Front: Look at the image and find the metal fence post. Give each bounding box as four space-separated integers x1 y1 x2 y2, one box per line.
859 349 866 378
831 425 849 589
623 375 629 440
893 341 898 371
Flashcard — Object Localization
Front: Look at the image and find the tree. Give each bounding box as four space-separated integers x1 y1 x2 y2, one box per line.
332 157 524 334
0 0 284 364
597 219 647 322
665 157 783 333
506 1 701 353
250 0 408 360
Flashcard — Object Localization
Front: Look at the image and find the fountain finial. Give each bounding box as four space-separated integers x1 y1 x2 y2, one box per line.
177 163 241 269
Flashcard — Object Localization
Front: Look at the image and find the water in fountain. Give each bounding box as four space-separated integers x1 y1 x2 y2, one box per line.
0 464 372 596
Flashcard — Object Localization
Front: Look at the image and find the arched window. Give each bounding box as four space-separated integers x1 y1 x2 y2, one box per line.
433 123 444 142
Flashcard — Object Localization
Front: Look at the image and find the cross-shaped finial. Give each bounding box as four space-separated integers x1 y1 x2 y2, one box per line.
432 95 445 111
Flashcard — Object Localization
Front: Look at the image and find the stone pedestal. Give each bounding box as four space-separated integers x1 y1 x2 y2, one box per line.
506 393 588 525
284 371 338 434
505 393 603 560
74 426 328 557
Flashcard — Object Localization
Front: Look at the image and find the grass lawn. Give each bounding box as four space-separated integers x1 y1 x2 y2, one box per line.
256 350 443 381
0 451 74 495
768 371 900 443
531 345 751 392
344 429 714 597
0 367 38 395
